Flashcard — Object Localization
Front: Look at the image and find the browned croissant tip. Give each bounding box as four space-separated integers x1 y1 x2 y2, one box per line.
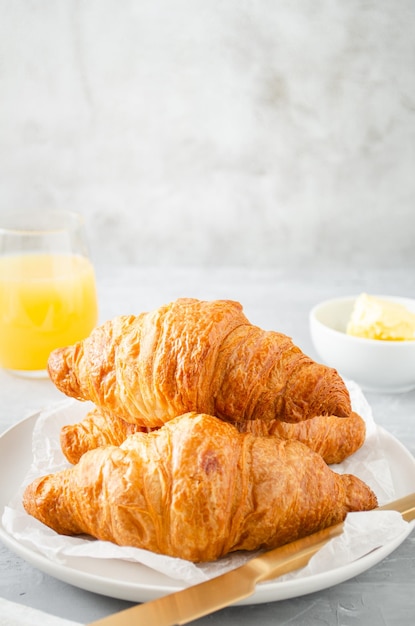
22 477 59 532
342 473 378 512
47 347 64 379
60 424 83 465
22 481 36 515
48 345 85 401
47 346 70 382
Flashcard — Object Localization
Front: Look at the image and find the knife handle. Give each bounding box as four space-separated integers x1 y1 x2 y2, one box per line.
378 492 415 522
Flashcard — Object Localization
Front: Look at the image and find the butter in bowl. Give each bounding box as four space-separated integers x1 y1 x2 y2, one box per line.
309 294 415 393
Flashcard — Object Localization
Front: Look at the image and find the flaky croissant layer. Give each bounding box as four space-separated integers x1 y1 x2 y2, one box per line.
47 298 351 429
24 413 377 563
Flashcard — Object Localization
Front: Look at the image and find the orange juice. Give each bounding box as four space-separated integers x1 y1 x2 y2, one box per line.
0 253 98 371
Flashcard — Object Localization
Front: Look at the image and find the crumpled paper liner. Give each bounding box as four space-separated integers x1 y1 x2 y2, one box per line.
1 381 411 586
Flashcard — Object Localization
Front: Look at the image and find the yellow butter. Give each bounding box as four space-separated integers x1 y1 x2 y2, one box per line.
347 293 415 341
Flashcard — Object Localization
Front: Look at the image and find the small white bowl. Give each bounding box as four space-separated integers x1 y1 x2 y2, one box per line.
309 295 415 393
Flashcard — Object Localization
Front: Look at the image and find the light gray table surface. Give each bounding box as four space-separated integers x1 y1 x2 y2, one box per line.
1 266 414 625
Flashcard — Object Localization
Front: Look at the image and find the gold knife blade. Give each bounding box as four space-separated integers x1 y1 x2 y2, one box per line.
89 493 415 626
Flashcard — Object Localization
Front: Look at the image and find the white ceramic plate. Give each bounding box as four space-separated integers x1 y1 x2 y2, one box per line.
0 412 414 605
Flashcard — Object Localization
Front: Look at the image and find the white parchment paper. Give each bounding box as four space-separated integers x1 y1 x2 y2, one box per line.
1 381 411 585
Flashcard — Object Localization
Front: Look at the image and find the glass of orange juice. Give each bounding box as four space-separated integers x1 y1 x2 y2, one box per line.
0 210 98 376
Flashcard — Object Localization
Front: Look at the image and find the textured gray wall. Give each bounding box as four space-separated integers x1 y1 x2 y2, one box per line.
1 0 414 269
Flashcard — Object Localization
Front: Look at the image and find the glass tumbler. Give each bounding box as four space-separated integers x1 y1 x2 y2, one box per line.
0 210 98 376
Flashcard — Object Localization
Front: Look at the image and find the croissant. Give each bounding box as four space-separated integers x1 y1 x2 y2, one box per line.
60 408 365 466
23 412 377 562
234 412 366 465
48 298 351 429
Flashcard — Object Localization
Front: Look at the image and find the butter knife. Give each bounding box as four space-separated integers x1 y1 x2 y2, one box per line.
89 493 415 626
